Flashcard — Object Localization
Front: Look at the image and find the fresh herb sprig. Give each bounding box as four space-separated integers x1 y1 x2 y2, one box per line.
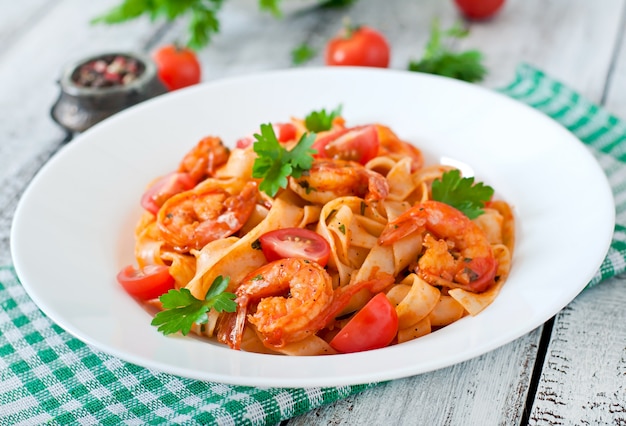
93 0 358 50
151 275 236 336
432 169 494 219
408 19 487 83
92 0 225 50
291 43 317 65
252 123 317 197
305 105 343 132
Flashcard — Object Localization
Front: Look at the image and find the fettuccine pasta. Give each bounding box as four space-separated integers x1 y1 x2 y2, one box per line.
121 110 515 356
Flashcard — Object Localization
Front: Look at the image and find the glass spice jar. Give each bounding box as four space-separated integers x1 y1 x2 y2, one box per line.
51 52 167 133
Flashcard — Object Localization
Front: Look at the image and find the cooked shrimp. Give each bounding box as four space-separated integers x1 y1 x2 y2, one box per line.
289 159 389 204
178 136 230 183
226 259 395 350
157 181 258 253
230 258 335 349
378 200 498 293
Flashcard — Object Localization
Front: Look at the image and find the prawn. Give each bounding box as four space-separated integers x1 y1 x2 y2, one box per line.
157 180 258 252
178 136 230 183
230 258 335 349
289 159 389 204
378 200 498 293
226 259 395 350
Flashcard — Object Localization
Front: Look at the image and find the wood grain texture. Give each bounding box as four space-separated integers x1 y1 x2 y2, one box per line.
528 277 626 425
288 328 542 426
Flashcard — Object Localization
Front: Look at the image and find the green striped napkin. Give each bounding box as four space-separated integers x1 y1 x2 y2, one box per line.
498 63 625 287
1 64 623 425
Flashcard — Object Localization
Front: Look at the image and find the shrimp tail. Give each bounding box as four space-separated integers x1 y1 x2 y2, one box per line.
227 296 250 350
378 214 426 245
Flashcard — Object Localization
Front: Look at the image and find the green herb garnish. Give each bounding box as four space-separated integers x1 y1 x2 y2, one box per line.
291 43 317 65
151 276 236 336
431 169 494 219
408 19 487 83
304 105 343 132
252 123 317 197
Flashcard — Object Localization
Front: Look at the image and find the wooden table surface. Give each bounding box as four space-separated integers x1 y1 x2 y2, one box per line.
2 1 625 424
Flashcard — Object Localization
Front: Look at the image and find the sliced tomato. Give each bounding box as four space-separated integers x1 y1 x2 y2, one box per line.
330 292 398 353
117 264 175 300
312 125 379 165
140 172 195 215
259 228 331 266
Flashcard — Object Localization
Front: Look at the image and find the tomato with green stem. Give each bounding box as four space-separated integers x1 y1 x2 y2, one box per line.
325 25 390 68
152 44 201 91
330 292 398 353
259 228 331 266
117 264 175 300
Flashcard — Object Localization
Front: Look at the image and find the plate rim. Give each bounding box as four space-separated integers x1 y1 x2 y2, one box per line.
10 67 616 387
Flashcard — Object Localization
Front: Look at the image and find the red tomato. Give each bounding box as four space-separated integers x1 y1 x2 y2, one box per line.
330 293 398 353
325 26 390 68
259 228 331 266
152 44 201 91
140 172 195 215
117 265 175 300
273 122 297 142
235 122 297 149
312 125 379 164
454 0 505 20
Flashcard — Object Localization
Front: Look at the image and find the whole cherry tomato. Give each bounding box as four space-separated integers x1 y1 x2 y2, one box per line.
454 0 505 20
325 25 390 68
152 44 201 91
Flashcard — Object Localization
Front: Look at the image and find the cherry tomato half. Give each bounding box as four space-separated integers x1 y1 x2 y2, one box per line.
330 292 398 353
117 264 175 300
140 172 196 215
325 26 390 68
152 44 201 91
273 122 297 142
235 122 297 149
312 125 379 165
454 0 505 20
259 228 331 267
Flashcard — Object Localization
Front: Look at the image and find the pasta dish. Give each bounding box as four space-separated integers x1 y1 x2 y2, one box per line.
117 107 515 356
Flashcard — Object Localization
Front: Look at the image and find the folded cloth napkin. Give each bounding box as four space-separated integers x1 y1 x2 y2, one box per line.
1 63 624 425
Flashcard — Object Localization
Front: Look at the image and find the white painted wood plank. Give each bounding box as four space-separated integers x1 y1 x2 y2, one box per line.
288 329 542 425
460 0 625 102
0 0 56 54
528 277 626 425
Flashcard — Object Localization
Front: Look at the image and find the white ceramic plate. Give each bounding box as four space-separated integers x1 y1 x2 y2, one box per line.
11 68 614 388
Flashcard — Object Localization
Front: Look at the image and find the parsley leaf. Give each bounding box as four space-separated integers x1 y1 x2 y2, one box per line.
431 169 494 219
252 124 317 197
92 0 226 50
151 275 236 336
304 105 343 132
291 43 317 65
408 19 487 83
